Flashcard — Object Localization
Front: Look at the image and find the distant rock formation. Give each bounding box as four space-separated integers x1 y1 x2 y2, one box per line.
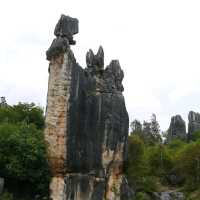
44 15 132 200
167 115 186 142
188 111 200 140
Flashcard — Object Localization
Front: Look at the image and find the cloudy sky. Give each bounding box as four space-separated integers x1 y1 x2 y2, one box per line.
0 0 200 131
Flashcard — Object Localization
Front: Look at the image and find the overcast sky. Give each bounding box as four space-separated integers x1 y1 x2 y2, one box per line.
0 0 200 131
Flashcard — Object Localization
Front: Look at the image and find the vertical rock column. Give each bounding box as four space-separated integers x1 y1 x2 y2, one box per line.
44 15 78 200
45 51 74 200
44 15 132 200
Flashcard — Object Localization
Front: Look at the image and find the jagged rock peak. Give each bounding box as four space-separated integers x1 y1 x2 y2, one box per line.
54 14 79 44
85 47 124 93
167 115 186 142
46 15 78 61
104 60 124 92
86 46 104 69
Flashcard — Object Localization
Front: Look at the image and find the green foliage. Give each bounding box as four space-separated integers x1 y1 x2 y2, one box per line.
190 131 200 142
130 119 142 134
0 102 49 197
130 114 162 146
175 141 200 190
0 103 44 129
167 139 186 151
0 122 50 195
125 135 145 185
127 135 145 165
125 135 158 193
127 117 200 198
146 145 173 177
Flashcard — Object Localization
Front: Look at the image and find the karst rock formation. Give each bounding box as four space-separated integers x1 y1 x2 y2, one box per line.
167 115 186 142
44 15 132 200
188 111 200 140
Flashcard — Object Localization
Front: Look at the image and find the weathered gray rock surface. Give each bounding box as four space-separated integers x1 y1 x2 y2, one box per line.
44 15 132 200
167 115 186 142
46 15 78 60
188 111 200 140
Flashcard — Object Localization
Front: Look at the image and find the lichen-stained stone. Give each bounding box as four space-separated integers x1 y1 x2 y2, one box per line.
44 14 132 200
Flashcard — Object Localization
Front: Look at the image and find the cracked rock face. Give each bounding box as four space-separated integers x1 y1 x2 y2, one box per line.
167 115 186 142
188 111 200 140
44 15 132 200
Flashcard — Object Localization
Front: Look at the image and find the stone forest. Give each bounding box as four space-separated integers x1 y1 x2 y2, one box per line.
1 14 200 200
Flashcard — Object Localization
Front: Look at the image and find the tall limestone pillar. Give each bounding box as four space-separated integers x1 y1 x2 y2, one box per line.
44 15 132 200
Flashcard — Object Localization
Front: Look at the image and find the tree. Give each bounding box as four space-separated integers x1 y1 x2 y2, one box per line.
150 114 160 136
0 102 44 129
0 122 50 196
142 115 162 145
143 121 151 136
150 114 162 144
130 119 142 135
0 101 49 197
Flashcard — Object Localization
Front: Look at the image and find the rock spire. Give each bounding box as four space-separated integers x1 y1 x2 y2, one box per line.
44 14 132 200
